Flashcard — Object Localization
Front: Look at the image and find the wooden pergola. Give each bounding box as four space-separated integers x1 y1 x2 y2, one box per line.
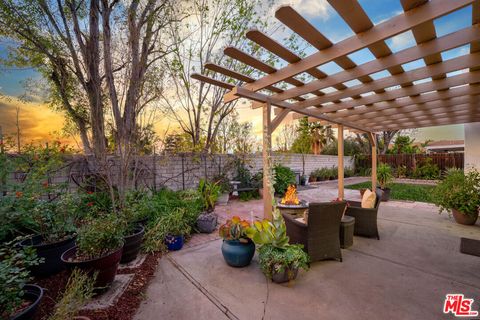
191 0 480 219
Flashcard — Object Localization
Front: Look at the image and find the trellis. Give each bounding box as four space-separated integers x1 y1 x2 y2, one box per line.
192 0 480 218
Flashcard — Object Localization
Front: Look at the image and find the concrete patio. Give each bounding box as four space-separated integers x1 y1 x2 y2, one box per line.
135 184 480 320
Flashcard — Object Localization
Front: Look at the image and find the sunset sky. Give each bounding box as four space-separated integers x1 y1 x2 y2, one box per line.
0 0 471 148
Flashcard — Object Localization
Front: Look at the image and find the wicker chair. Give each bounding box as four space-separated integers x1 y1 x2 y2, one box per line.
345 189 383 240
282 201 347 262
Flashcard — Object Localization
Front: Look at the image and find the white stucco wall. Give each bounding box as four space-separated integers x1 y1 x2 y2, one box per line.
464 122 480 171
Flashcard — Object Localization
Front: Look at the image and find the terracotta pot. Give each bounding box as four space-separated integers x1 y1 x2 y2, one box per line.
61 246 123 290
452 209 479 226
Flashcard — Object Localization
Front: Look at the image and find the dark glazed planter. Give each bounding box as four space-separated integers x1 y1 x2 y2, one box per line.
19 235 76 278
165 235 184 251
61 246 123 290
377 187 391 201
121 225 145 263
271 266 299 284
452 209 479 226
11 284 44 320
196 213 218 233
221 239 255 267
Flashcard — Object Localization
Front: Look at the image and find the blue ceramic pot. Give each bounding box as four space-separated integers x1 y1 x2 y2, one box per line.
165 235 184 251
221 239 255 267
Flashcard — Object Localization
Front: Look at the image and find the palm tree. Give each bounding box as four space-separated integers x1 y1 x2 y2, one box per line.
309 123 335 155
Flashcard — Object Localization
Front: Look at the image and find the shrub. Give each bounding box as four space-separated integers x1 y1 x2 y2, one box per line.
239 190 260 201
0 239 42 318
433 168 480 216
412 158 440 180
76 214 126 260
198 179 220 212
273 165 296 196
377 163 394 189
143 207 192 253
395 165 408 178
344 167 355 178
133 188 203 227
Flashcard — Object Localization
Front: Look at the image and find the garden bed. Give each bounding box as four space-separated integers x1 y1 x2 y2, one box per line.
34 252 161 320
345 182 436 203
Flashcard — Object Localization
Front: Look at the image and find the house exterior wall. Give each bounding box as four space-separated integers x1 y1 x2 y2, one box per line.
464 122 480 171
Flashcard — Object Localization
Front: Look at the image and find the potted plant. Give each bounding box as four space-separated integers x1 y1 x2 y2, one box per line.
119 208 145 263
377 163 394 201
19 195 78 277
164 208 191 251
61 214 125 290
258 244 309 283
246 211 309 283
219 216 255 267
1 240 44 320
433 168 480 225
196 179 220 233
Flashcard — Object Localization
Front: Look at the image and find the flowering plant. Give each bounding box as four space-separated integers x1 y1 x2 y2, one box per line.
218 216 251 242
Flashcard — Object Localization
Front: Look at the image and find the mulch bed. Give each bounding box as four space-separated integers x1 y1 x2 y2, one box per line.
33 253 161 320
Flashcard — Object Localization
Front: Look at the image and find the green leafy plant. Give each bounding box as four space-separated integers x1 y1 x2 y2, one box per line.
0 239 42 318
198 179 221 212
143 207 192 253
239 190 260 201
257 244 309 280
377 163 394 189
48 269 96 320
412 158 440 180
76 214 125 260
433 168 480 216
273 164 296 196
218 216 251 242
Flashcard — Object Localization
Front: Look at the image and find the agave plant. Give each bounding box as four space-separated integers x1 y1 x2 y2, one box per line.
245 209 289 249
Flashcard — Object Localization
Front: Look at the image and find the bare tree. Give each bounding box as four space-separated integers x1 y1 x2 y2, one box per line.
275 123 298 152
160 0 270 152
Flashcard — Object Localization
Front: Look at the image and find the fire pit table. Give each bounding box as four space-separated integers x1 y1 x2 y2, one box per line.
277 185 308 217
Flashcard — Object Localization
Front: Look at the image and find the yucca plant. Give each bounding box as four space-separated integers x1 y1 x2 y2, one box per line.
377 163 394 190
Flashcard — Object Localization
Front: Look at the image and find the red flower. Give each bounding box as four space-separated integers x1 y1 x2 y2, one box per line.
86 202 94 207
87 191 94 195
42 181 49 188
15 191 23 198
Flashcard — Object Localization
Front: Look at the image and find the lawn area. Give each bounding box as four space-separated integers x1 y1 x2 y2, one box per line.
345 182 436 203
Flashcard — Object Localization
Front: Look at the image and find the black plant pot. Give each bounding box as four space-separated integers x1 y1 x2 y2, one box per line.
62 246 123 290
11 284 44 320
121 225 145 263
134 216 149 227
19 235 76 278
196 213 218 233
377 187 391 201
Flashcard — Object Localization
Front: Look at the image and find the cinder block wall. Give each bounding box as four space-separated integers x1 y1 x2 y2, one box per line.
4 153 353 192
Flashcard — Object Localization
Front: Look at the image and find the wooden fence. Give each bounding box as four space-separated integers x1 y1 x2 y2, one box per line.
355 153 464 171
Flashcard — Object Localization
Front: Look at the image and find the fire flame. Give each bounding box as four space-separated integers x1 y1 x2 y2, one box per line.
281 185 300 205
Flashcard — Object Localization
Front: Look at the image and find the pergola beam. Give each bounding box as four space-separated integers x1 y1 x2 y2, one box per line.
226 0 474 101
372 114 480 131
227 86 374 133
258 24 480 104
322 84 480 120
289 53 480 110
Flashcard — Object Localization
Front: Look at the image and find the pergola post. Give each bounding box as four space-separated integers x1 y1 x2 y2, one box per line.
262 101 273 220
337 125 344 200
369 133 377 191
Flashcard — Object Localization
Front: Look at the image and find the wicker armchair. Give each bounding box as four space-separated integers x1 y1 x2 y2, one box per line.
282 201 347 262
345 189 383 240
